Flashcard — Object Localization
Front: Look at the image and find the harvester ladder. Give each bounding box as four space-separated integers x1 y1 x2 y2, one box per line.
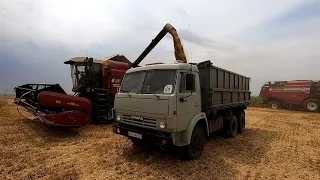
94 88 110 123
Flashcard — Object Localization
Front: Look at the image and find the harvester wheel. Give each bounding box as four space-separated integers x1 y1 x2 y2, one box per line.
268 101 281 110
302 99 319 112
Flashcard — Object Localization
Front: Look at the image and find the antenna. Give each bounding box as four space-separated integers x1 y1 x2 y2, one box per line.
189 15 192 63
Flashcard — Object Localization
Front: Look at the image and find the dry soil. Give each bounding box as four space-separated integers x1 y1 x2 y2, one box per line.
0 100 320 180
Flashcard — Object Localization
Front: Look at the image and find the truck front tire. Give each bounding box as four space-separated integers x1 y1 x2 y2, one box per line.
184 125 205 160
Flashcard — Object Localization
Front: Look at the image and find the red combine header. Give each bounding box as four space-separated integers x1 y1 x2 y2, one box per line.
259 80 320 112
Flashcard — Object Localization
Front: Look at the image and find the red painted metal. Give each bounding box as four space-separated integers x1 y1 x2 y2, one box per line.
37 91 92 113
103 60 130 70
259 80 313 106
36 91 92 126
39 111 91 127
101 60 129 94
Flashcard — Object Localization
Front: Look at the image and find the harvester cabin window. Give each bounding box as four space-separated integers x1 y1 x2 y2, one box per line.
180 73 195 93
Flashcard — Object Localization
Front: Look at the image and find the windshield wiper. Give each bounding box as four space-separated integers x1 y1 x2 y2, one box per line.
121 90 131 97
143 92 160 99
153 93 160 99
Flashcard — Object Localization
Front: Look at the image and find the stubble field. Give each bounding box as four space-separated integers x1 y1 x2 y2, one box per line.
0 98 320 180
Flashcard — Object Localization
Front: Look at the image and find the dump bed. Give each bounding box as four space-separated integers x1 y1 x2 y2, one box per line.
197 61 251 113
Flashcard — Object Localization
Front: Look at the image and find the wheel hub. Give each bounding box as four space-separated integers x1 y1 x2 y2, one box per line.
307 102 317 111
271 103 278 109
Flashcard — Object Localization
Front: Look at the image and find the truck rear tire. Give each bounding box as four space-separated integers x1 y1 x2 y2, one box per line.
268 101 281 110
302 99 319 112
184 125 205 160
237 111 245 134
224 115 238 138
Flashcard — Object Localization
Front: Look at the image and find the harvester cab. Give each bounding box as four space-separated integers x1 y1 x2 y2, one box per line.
64 57 103 94
63 56 130 123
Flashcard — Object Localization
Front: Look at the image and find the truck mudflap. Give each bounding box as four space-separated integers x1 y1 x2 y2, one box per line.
113 123 172 146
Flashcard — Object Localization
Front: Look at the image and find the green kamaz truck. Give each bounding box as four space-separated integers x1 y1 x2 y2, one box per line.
112 23 251 160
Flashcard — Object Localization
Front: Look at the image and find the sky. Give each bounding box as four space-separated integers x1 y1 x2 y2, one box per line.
1 0 320 95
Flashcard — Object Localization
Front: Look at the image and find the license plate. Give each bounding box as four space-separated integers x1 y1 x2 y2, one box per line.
128 131 142 139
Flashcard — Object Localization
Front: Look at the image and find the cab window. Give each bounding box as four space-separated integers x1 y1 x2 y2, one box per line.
180 73 195 93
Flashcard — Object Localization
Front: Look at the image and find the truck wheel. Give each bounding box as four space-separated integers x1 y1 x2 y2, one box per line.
184 125 205 160
303 99 319 112
237 111 245 134
268 101 281 110
225 115 237 138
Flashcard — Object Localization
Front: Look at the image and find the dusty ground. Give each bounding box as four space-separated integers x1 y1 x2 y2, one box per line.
0 99 320 180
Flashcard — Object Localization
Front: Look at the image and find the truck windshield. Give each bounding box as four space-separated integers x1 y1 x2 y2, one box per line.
120 70 177 94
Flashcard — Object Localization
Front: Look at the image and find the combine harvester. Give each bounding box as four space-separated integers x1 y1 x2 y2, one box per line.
14 55 130 127
13 23 185 127
259 80 320 112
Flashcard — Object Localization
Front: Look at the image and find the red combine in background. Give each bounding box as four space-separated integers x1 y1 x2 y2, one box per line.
259 80 320 112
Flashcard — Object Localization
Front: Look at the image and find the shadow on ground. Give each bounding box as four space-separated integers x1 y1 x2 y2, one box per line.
21 118 81 145
119 127 277 179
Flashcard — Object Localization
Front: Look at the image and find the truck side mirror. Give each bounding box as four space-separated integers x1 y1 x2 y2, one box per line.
88 58 93 66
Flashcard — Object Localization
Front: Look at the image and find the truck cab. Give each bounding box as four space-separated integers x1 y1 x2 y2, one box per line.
113 63 204 154
114 62 200 129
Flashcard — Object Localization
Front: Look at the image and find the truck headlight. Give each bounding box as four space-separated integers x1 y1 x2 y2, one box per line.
116 114 121 121
159 121 166 129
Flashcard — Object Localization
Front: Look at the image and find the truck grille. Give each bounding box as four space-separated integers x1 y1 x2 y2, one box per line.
122 115 157 128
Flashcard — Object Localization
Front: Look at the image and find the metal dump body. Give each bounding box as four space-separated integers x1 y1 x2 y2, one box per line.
197 61 251 113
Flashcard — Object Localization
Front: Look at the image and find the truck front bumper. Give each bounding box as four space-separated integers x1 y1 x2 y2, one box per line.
113 123 172 146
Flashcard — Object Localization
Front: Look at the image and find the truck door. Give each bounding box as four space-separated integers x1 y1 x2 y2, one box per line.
176 72 201 131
